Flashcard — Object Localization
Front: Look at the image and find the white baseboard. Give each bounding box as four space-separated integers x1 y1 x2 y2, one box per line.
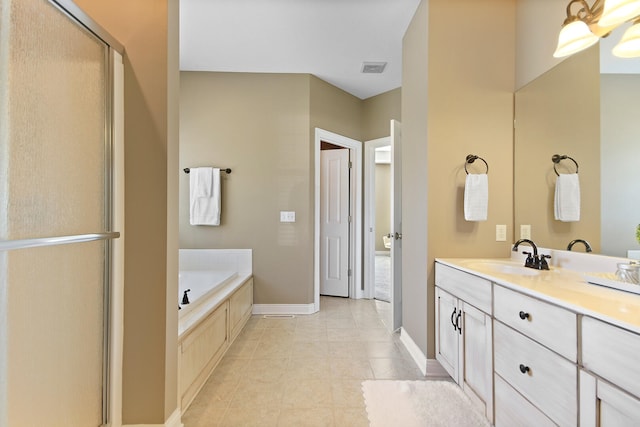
122 408 182 427
399 327 427 376
165 409 183 427
252 303 316 315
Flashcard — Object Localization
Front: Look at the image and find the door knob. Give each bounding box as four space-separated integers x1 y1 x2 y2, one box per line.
394 232 402 240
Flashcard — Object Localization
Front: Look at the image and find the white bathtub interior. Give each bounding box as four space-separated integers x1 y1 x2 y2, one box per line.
178 270 237 315
178 249 252 337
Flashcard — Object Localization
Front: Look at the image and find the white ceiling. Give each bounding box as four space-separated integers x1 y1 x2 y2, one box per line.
179 0 422 100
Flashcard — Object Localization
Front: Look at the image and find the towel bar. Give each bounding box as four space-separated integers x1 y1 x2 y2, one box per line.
184 167 232 174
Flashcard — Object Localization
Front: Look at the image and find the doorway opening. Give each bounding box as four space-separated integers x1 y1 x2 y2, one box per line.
364 120 402 332
314 129 362 312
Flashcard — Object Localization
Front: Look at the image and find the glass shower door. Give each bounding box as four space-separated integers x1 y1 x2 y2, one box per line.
0 0 120 425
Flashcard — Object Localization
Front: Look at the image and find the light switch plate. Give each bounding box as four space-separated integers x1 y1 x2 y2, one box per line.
280 211 295 223
496 224 507 242
520 224 531 240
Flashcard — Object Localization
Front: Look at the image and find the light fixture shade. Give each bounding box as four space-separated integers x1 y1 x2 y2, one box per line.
553 20 600 58
613 21 640 56
599 0 640 27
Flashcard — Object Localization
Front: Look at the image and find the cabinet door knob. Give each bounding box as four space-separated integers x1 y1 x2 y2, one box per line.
519 364 530 374
519 311 530 320
456 312 462 335
451 308 458 331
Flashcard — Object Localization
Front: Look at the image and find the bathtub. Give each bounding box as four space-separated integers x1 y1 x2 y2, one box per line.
178 249 253 410
178 270 237 315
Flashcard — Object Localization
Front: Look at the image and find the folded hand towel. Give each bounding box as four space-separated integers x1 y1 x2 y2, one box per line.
554 173 580 222
192 167 213 197
464 173 488 221
190 167 221 226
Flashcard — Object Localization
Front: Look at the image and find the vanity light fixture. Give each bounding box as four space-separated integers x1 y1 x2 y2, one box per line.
599 0 640 26
554 0 640 58
553 0 602 58
612 18 640 56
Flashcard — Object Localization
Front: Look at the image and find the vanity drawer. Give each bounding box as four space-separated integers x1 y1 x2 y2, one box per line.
494 321 577 427
494 374 556 427
494 285 577 361
582 316 640 399
435 263 492 314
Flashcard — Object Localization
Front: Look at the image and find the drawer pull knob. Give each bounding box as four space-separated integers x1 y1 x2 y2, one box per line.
519 364 530 374
519 311 530 320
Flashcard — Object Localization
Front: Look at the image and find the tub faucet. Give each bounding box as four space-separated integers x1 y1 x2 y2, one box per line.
512 239 549 270
567 239 592 253
182 289 191 305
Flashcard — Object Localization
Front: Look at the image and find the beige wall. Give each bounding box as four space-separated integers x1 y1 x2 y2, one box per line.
402 0 516 357
401 0 430 353
515 0 566 89
362 88 401 141
426 0 515 356
179 72 313 304
514 47 600 252
72 0 179 423
310 75 364 142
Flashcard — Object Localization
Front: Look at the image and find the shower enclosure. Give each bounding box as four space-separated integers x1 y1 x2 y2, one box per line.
0 0 123 425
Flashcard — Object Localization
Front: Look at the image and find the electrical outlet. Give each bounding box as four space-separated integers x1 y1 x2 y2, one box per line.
496 225 507 242
520 224 531 240
280 211 295 223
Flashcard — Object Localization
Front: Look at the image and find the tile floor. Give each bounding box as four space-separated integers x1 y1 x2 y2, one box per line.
182 296 436 426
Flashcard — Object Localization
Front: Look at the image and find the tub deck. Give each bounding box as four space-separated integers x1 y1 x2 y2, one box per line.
178 272 252 338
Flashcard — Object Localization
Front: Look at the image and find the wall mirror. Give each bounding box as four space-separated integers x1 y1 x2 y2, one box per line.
514 41 640 258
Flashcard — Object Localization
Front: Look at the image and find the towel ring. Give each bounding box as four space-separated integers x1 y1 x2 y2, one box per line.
551 154 578 176
464 154 489 175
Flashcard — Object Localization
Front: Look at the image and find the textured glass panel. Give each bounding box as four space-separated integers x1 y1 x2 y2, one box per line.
6 241 104 426
0 0 111 425
2 0 108 240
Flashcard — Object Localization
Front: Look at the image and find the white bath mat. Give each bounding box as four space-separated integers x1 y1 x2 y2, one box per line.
362 380 490 427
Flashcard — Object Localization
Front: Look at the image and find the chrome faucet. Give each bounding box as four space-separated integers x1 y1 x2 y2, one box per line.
567 239 592 253
512 239 550 270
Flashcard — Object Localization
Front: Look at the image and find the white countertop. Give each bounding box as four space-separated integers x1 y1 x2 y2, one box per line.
436 257 640 334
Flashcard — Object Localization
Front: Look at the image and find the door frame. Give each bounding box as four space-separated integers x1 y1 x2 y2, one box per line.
314 128 362 312
363 137 391 300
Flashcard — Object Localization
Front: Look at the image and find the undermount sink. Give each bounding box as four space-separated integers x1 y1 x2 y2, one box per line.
463 260 542 277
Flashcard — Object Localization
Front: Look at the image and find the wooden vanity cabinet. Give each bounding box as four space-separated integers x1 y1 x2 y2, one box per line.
580 316 640 426
493 285 578 427
435 260 640 427
435 264 493 423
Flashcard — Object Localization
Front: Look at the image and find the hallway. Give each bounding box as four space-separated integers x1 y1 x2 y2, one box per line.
182 296 428 426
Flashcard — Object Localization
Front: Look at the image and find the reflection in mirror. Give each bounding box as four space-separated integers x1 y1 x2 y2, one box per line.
514 44 640 258
514 47 600 253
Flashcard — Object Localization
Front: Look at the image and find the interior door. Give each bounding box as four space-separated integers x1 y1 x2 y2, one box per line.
390 119 403 330
320 149 350 297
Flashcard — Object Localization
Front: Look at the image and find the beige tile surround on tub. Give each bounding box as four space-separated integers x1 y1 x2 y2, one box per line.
182 296 446 427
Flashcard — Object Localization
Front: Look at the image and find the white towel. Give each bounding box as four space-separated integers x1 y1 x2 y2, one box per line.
192 167 213 197
554 173 580 222
190 167 221 226
464 173 488 221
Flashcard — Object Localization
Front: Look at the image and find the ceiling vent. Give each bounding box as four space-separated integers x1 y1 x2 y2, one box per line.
361 62 387 74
